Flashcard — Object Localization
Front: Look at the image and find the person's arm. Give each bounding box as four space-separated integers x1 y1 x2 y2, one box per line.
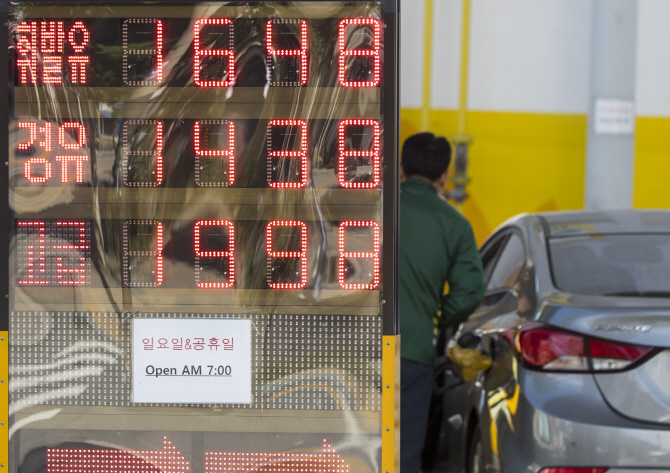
440 224 485 327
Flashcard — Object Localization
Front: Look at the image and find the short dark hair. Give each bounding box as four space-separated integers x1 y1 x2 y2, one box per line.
401 132 452 181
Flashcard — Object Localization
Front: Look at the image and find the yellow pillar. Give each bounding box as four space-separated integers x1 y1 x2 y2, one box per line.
420 0 434 131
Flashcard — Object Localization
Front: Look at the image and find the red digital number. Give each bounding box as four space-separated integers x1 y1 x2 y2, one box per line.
338 18 381 88
52 221 89 285
194 220 235 289
123 19 163 85
194 120 235 187
338 220 380 290
337 119 381 189
267 119 308 188
15 20 90 85
123 220 163 288
122 120 164 187
266 19 308 86
266 220 307 289
194 19 235 87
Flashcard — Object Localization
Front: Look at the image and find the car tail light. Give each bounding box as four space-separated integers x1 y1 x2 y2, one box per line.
539 468 608 473
504 325 653 372
589 339 652 371
515 328 587 370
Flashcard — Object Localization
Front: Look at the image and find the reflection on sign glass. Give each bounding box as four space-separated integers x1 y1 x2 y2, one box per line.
6 2 395 473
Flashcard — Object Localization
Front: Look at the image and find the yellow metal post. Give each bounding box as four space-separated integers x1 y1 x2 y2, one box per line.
381 335 400 473
450 0 474 210
0 333 7 467
456 0 472 137
420 0 434 131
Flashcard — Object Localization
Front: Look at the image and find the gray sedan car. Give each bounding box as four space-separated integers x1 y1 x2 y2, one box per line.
436 210 670 473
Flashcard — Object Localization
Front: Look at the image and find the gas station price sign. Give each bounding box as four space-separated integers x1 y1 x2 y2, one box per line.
2 2 398 473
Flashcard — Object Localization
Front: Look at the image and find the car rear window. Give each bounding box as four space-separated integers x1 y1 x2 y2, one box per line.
548 234 670 297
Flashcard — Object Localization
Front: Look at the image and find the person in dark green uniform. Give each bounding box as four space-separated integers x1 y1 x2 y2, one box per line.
399 133 485 473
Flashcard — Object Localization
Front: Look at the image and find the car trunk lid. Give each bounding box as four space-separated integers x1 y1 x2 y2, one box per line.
539 296 670 424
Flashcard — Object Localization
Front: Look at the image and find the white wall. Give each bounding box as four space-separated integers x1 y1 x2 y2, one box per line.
401 0 593 114
430 0 463 110
636 0 670 117
402 0 670 117
400 0 426 108
468 0 591 113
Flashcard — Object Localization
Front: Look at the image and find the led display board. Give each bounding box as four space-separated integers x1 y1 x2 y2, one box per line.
1 1 398 473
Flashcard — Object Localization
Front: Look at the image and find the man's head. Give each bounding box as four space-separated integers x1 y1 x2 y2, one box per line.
401 132 452 183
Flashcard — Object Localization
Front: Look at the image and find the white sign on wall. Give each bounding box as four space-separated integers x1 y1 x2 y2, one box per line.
132 318 252 404
594 98 635 135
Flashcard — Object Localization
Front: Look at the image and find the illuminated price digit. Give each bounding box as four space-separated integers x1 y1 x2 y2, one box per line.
122 120 163 187
52 221 89 285
194 120 235 187
123 220 163 288
266 19 308 86
337 119 381 189
194 220 235 289
123 19 164 86
194 18 235 87
16 221 47 286
338 18 381 88
267 119 308 188
266 220 307 289
338 220 380 290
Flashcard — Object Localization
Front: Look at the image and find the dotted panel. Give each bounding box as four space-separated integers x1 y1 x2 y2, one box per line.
9 312 381 411
10 311 130 407
259 314 381 411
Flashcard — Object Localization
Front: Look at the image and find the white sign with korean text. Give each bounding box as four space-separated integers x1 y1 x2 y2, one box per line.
132 318 252 404
594 98 635 135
